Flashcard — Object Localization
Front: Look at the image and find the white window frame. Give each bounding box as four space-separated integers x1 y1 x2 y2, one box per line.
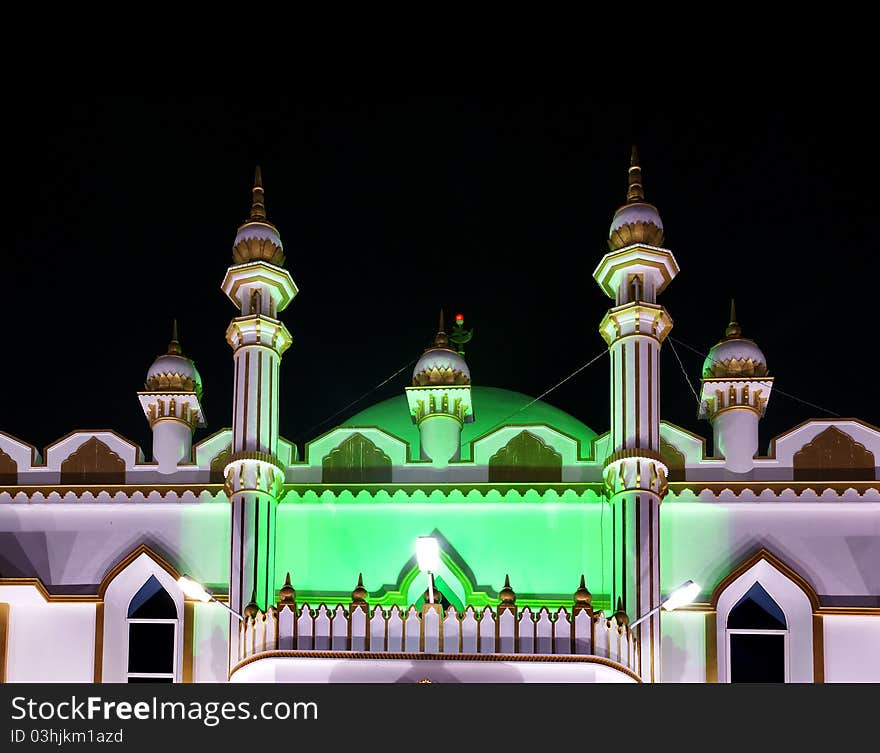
125 615 178 683
725 627 789 683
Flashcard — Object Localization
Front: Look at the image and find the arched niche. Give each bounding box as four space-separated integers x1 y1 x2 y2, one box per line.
488 430 562 483
793 426 874 481
60 437 125 484
322 433 392 484
0 446 16 484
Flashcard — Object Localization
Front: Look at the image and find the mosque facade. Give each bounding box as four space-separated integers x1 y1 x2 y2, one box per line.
1 156 877 683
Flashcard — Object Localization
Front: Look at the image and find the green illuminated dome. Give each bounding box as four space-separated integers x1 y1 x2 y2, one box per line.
343 386 597 460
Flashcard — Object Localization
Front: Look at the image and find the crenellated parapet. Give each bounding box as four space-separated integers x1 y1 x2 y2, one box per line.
700 379 772 419
602 448 669 498
225 315 292 357
598 302 674 346
140 394 203 430
223 451 286 500
406 387 472 425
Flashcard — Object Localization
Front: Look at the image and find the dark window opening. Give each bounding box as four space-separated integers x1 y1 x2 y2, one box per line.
126 575 177 683
727 582 786 683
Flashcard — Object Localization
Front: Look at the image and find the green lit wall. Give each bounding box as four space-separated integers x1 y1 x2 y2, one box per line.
275 496 613 610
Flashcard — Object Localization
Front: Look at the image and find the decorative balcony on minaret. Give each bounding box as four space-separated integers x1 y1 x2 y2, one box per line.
593 147 679 683
406 312 474 466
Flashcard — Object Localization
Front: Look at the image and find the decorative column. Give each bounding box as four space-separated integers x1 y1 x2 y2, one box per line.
221 168 296 670
594 148 679 683
700 301 773 472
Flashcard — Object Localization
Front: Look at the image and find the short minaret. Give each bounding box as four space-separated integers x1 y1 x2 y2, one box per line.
138 322 206 473
699 301 773 472
221 168 296 669
594 147 678 683
405 311 474 466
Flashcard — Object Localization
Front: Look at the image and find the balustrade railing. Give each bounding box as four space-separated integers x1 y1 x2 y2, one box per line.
238 596 638 676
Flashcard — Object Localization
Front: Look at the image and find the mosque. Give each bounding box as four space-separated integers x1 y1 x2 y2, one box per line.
0 153 877 683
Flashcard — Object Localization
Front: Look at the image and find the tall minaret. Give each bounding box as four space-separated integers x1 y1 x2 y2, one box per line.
593 148 679 682
699 301 772 472
221 168 296 667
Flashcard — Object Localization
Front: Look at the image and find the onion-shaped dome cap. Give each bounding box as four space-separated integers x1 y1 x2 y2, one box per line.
145 321 203 399
702 301 768 379
608 146 665 251
412 311 471 386
232 166 285 267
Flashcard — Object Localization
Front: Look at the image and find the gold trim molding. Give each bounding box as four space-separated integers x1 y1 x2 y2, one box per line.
0 602 8 683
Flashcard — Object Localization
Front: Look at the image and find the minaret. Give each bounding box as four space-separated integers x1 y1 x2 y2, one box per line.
405 311 474 466
138 321 206 472
593 147 679 682
221 168 296 668
699 301 773 472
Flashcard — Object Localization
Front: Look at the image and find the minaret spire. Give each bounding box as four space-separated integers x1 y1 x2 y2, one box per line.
626 145 645 204
434 309 449 347
250 165 266 220
168 319 182 355
725 298 741 338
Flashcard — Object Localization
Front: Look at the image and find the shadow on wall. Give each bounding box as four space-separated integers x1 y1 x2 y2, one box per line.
0 532 55 580
661 632 691 683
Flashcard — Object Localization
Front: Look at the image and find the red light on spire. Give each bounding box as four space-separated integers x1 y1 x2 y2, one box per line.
455 313 464 325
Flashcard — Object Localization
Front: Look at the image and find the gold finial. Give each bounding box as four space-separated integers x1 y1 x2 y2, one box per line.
351 573 367 603
725 298 742 339
613 596 629 626
574 574 593 607
499 574 516 605
250 165 266 221
279 572 296 604
626 145 645 204
244 588 259 619
167 319 183 355
434 308 450 347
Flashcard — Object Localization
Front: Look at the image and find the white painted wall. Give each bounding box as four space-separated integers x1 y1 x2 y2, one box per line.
0 503 229 589
662 502 880 599
231 656 636 683
823 616 880 682
0 587 94 682
661 611 706 683
193 602 231 682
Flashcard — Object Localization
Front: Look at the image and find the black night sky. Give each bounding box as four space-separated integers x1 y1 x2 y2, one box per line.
3 96 872 458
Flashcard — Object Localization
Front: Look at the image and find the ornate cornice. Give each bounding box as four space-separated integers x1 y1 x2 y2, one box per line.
0 484 226 501
666 480 880 499
3 479 880 503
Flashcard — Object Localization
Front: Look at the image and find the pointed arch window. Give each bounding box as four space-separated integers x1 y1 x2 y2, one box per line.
726 582 788 682
126 575 178 683
709 550 819 684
